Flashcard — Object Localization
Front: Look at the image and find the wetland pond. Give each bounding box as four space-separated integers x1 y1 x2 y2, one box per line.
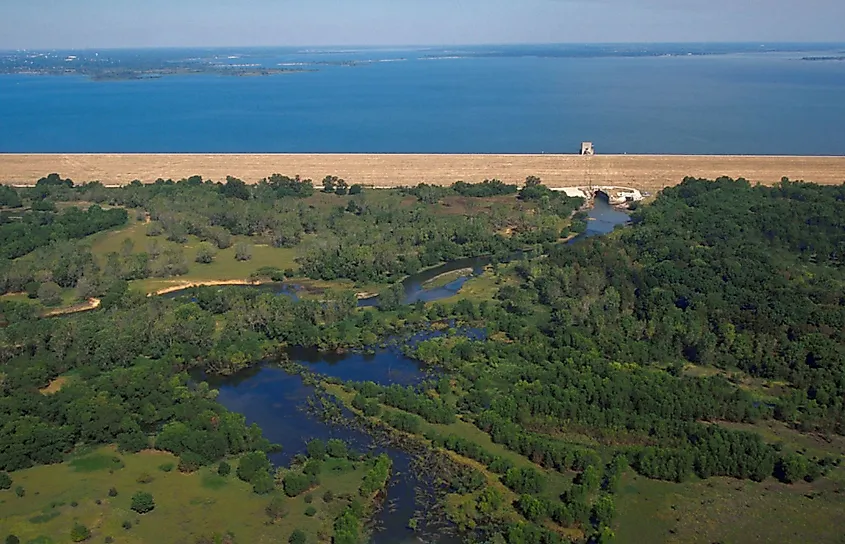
190 200 630 542
197 338 468 544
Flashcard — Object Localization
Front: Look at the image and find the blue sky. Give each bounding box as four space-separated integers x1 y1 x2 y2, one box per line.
2 0 844 49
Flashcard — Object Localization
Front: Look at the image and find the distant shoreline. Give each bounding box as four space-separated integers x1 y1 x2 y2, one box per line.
1 153 843 194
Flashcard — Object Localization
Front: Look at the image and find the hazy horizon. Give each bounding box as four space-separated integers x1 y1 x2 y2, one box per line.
3 41 845 53
2 0 844 50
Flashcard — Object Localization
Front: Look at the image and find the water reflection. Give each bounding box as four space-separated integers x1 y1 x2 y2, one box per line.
570 193 632 242
201 342 460 543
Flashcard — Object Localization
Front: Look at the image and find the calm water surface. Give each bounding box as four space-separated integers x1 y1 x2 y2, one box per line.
2 45 844 154
202 341 461 543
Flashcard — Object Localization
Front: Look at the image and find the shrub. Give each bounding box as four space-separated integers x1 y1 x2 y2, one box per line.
14 486 24 498
178 451 203 473
218 461 231 477
306 439 326 460
117 430 149 453
234 242 253 262
122 520 132 530
0 472 11 490
305 506 317 517
195 242 216 264
6 536 20 544
146 222 163 236
326 439 348 459
70 500 79 507
502 467 545 494
108 487 118 497
322 489 334 503
304 493 313 504
136 473 154 484
130 491 155 514
158 463 174 473
252 470 275 495
70 523 91 542
265 495 289 520
283 473 316 497
37 282 63 307
289 529 307 544
237 451 271 483
105 537 114 544
303 459 322 476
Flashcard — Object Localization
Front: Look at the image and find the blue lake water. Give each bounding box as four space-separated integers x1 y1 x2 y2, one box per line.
1 44 845 154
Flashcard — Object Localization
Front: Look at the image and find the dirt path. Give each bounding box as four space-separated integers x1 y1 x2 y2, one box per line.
150 279 265 296
43 297 101 317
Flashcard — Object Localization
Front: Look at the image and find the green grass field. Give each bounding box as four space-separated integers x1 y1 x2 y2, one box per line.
0 447 373 544
89 220 299 294
614 470 845 544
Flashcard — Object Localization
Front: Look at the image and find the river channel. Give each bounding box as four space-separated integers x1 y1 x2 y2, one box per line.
192 199 629 543
166 195 630 307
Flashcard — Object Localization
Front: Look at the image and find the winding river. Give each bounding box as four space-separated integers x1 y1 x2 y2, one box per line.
168 196 631 306
193 200 630 543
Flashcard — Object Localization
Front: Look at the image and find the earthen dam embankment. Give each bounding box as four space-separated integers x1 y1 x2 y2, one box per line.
1 154 843 191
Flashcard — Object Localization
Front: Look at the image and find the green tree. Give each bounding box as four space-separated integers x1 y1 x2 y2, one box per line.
333 507 360 544
0 472 11 490
37 282 63 307
306 439 326 460
326 439 348 459
265 494 290 520
221 176 251 200
283 473 316 497
377 283 405 311
70 523 91 542
592 495 615 527
289 529 307 544
252 469 275 494
195 243 216 264
218 461 231 477
237 451 271 483
234 242 252 261
335 179 349 196
130 491 155 514
322 176 337 193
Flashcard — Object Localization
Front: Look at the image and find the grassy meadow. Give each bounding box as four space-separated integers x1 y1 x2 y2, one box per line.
0 447 372 544
614 470 845 544
88 219 299 294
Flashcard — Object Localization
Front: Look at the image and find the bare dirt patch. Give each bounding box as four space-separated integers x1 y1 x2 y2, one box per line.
39 376 70 395
42 297 101 317
150 279 265 296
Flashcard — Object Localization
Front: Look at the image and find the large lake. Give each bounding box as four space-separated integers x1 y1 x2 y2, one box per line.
1 44 844 154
